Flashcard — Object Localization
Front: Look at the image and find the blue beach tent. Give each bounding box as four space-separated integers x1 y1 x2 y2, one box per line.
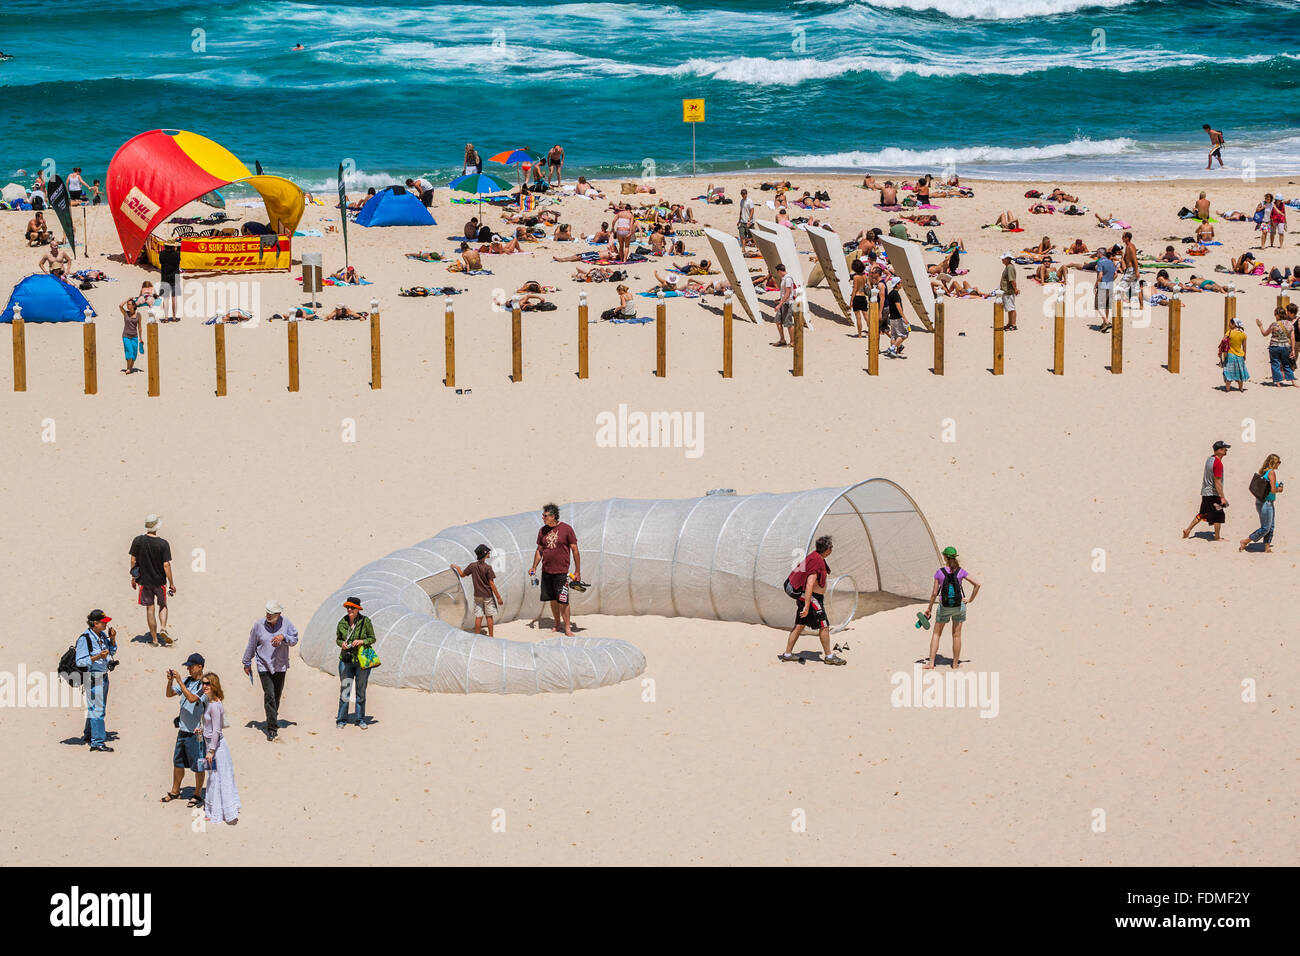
0 274 96 323
355 186 436 227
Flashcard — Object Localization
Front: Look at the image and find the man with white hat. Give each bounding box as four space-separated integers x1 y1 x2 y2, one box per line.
128 513 176 647
242 600 299 742
999 251 1019 331
884 275 909 358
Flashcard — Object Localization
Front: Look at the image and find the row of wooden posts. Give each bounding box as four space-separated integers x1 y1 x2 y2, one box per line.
7 292 1295 394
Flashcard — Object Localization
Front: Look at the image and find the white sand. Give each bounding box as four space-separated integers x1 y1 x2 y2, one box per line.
1 172 1295 864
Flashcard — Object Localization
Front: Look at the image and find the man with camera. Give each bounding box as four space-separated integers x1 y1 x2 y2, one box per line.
75 609 117 752
162 653 208 807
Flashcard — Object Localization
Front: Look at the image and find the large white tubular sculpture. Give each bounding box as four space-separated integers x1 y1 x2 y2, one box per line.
301 480 939 694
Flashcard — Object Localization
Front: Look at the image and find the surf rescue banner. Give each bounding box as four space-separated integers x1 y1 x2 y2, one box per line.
145 234 291 271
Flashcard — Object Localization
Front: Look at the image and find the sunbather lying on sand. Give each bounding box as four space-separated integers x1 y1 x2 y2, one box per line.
325 306 369 321
1219 210 1249 221
674 259 716 275
1064 238 1089 254
995 211 1019 230
1048 188 1078 203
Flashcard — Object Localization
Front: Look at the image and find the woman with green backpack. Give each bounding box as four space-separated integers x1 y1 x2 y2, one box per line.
336 596 378 729
922 547 980 670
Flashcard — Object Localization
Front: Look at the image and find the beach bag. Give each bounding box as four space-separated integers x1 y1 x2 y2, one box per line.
939 569 964 608
57 630 96 686
534 301 557 311
925 230 939 245
1025 190 1041 199
357 644 381 670
601 307 619 321
1249 471 1272 502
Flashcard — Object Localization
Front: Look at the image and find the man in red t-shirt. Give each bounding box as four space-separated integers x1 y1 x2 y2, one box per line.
529 503 582 636
780 536 845 665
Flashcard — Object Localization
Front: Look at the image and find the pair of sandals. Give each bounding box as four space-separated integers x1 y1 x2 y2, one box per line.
161 791 204 808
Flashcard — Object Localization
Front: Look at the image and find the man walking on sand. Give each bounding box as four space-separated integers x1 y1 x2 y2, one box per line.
243 600 298 741
779 536 846 666
1203 124 1225 169
129 514 176 646
1119 231 1141 304
529 504 581 636
999 251 1019 331
1184 440 1230 540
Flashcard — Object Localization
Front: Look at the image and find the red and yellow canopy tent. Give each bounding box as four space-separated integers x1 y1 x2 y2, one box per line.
107 129 304 271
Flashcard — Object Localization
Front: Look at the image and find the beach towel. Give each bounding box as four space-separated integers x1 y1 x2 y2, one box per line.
638 290 700 298
606 315 654 324
874 204 905 211
463 269 494 276
294 229 324 237
399 287 463 296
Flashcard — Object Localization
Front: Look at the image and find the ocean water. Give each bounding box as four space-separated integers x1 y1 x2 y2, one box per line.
1 0 1298 189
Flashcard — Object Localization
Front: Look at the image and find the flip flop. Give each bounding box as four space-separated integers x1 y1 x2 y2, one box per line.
915 611 931 630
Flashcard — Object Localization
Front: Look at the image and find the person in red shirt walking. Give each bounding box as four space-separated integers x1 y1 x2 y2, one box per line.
529 504 583 637
779 536 845 665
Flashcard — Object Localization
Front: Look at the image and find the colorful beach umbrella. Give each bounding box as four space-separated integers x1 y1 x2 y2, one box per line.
488 148 541 166
449 171 513 212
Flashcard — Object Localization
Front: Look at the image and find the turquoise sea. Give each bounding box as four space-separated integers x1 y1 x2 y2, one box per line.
1 0 1298 188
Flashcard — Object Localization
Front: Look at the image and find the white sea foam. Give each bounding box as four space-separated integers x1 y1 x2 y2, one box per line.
775 137 1138 168
798 0 1139 19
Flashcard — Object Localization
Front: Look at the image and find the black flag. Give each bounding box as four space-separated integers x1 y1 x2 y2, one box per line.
47 174 76 259
338 161 349 269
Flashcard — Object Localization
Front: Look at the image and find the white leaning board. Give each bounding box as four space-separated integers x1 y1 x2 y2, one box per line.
802 224 853 320
877 234 936 330
703 227 761 323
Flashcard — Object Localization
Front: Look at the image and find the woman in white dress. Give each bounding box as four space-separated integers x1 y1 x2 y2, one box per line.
201 674 240 825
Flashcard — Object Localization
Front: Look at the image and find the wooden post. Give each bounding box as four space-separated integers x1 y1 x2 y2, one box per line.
792 298 804 377
214 321 228 397
655 293 667 377
511 298 522 382
83 308 97 395
444 300 456 388
1053 292 1065 375
11 304 25 393
992 296 1004 375
721 291 733 379
577 292 589 380
867 291 879 376
933 299 945 375
1224 285 1236 335
1167 296 1181 374
1111 297 1123 374
369 298 381 389
287 315 300 392
146 314 160 397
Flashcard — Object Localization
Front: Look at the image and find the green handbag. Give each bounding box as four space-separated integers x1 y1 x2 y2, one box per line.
357 643 381 670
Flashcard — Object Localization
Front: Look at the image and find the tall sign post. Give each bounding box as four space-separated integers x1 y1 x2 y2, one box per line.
682 99 704 177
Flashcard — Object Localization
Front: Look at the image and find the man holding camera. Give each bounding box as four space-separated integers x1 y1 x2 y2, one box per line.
75 609 117 752
162 652 207 807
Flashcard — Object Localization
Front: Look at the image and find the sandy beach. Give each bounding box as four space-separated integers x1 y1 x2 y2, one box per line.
2 169 1296 866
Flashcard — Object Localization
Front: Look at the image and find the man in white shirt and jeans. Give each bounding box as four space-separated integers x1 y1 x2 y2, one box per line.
773 263 797 347
738 188 754 246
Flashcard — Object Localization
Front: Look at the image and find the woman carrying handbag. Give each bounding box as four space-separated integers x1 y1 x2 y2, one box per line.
336 596 379 729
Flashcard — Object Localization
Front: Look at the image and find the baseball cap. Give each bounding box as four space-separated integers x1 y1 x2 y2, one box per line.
87 609 111 624
265 599 283 614
1000 251 1014 260
942 546 958 558
1213 440 1231 450
184 653 205 667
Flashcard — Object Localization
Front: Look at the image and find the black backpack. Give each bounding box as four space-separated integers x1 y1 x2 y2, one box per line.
1249 471 1272 502
939 568 964 608
58 630 95 686
925 229 939 245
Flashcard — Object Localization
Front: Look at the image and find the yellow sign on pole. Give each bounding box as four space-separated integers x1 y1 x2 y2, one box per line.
682 99 705 123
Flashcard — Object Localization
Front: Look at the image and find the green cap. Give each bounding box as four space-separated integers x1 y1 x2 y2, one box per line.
942 546 958 558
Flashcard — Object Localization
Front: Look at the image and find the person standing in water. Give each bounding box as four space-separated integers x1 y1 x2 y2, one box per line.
1203 124 1224 169
922 546 980 670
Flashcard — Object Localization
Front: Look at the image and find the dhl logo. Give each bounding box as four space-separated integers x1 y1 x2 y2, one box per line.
120 186 158 229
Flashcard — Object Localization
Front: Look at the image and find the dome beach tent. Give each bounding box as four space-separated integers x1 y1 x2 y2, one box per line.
0 274 96 323
354 185 436 227
300 480 939 695
107 129 305 271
